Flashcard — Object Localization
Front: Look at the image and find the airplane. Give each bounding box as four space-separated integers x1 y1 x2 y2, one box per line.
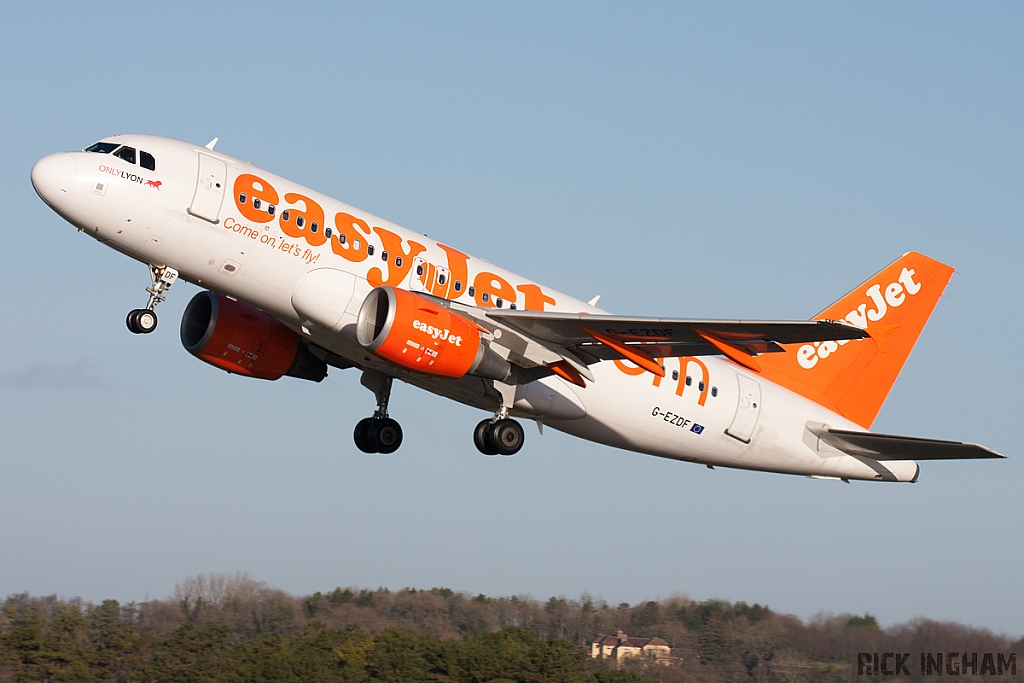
31 134 1003 482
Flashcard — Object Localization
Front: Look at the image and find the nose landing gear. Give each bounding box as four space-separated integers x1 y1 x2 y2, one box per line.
354 369 404 454
126 265 178 334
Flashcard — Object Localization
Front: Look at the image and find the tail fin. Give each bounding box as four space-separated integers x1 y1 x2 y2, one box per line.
757 252 954 428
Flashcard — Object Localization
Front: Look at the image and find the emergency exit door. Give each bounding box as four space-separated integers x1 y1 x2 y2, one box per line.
726 375 762 443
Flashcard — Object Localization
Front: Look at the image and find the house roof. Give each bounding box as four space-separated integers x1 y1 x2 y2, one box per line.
590 633 673 650
590 635 621 645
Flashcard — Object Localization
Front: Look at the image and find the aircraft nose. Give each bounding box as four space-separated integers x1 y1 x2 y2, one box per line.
31 153 77 207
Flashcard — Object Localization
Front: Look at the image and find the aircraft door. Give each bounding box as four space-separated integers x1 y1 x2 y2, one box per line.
188 153 227 223
410 257 429 292
431 265 450 297
409 257 451 297
726 374 762 443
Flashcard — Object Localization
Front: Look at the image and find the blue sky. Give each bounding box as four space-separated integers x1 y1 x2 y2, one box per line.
2 2 1022 634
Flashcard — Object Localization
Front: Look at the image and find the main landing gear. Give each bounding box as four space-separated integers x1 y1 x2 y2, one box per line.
351 369 525 457
126 265 178 334
354 369 403 454
473 418 525 456
473 379 525 456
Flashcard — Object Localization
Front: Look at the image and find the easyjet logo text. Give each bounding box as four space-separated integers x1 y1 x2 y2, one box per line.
231 173 559 311
797 267 922 370
413 319 463 346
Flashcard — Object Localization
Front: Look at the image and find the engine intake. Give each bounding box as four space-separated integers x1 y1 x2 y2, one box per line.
181 291 327 382
356 287 510 381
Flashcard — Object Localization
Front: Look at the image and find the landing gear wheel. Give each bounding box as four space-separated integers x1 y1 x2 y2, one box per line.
136 309 157 333
354 417 377 453
372 417 403 454
491 419 525 456
126 309 157 334
474 419 498 456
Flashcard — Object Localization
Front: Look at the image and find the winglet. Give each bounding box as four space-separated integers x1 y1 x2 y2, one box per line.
205 137 219 150
866 324 897 352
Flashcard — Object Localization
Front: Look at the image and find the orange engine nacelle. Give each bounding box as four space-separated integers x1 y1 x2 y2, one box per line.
356 287 510 380
180 291 327 382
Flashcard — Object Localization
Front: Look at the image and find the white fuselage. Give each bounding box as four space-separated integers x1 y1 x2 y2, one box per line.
32 135 918 482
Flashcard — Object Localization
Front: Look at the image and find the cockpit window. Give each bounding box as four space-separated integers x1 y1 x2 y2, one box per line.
113 146 136 164
85 142 118 154
140 151 156 171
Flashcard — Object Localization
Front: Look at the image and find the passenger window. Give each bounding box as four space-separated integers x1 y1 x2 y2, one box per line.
339 233 346 244
367 245 375 256
711 387 718 398
268 205 276 216
510 303 516 310
381 250 388 261
281 210 290 221
454 281 462 292
85 142 118 154
481 292 490 303
353 239 361 250
310 221 318 233
468 286 475 297
296 216 304 228
113 146 136 164
698 381 705 392
495 298 503 308
140 151 156 171
395 256 402 267
238 193 247 204
325 227 332 238
685 376 692 386
253 198 262 210
672 370 679 381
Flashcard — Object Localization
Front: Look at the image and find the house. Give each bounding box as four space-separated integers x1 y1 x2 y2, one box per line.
589 631 678 665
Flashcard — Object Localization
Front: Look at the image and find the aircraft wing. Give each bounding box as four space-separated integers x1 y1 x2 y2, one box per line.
811 428 1005 460
444 304 870 384
486 310 867 359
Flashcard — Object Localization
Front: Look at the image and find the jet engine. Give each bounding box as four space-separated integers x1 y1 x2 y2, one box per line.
356 286 510 381
180 291 327 382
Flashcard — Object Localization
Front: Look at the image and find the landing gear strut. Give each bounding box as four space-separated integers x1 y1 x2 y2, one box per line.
126 265 178 334
354 369 403 454
473 379 525 456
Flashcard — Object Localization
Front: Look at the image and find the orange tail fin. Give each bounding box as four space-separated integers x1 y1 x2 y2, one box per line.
757 252 954 428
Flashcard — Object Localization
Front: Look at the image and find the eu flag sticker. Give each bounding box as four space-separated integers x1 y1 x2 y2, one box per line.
691 423 705 435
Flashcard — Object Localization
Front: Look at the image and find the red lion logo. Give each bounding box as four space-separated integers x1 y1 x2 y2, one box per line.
145 180 162 189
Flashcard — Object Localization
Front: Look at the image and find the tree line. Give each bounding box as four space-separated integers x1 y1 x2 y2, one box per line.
1 573 1020 682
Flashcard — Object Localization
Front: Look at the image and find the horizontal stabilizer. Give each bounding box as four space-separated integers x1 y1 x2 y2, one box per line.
809 427 1005 461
